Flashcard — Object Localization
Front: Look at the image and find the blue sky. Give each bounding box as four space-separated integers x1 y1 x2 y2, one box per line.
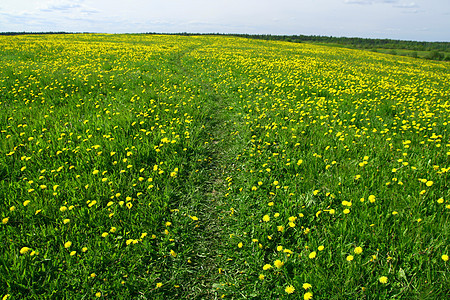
0 0 449 41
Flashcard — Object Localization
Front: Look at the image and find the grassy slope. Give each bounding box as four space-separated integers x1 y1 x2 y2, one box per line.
0 34 449 299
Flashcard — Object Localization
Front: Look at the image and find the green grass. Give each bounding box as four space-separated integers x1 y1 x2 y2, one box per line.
0 34 449 299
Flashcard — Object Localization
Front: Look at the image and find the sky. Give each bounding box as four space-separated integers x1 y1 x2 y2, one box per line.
0 0 449 41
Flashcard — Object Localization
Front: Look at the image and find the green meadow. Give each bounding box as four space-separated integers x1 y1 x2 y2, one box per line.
0 34 449 299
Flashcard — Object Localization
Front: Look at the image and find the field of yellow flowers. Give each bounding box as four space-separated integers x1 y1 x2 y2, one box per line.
0 34 449 299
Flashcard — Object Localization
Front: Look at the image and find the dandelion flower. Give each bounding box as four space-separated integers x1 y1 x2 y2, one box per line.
442 254 449 261
20 247 31 254
259 274 265 280
64 241 72 248
346 255 354 261
309 251 317 259
303 283 312 290
318 245 324 251
2 217 9 224
379 276 388 284
262 215 270 222
156 282 163 288
263 264 272 270
368 195 376 203
238 242 243 248
304 292 313 299
274 260 284 268
354 247 363 254
285 285 295 294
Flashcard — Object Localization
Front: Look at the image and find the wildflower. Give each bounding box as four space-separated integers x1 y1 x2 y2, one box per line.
285 285 295 294
346 255 354 261
170 250 177 257
2 217 8 224
354 247 363 254
262 215 270 222
63 219 70 224
82 247 88 252
238 242 243 248
303 283 312 290
304 292 313 299
368 195 376 203
95 292 101 297
263 264 272 270
64 241 72 248
156 282 163 288
318 245 324 251
23 200 30 206
343 209 350 214
259 274 265 280
309 251 317 259
70 251 76 256
101 232 108 238
274 260 284 268
442 254 449 261
379 276 388 284
20 247 31 254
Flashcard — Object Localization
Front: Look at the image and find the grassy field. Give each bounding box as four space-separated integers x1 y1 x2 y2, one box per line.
0 34 449 299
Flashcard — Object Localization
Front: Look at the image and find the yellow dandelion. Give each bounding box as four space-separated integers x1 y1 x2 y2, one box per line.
20 247 31 254
304 292 313 299
309 251 317 259
442 254 449 261
303 283 312 290
379 276 388 284
346 255 354 261
354 247 363 254
2 217 9 224
285 285 295 294
262 264 272 270
274 259 284 268
64 241 72 248
262 214 270 222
